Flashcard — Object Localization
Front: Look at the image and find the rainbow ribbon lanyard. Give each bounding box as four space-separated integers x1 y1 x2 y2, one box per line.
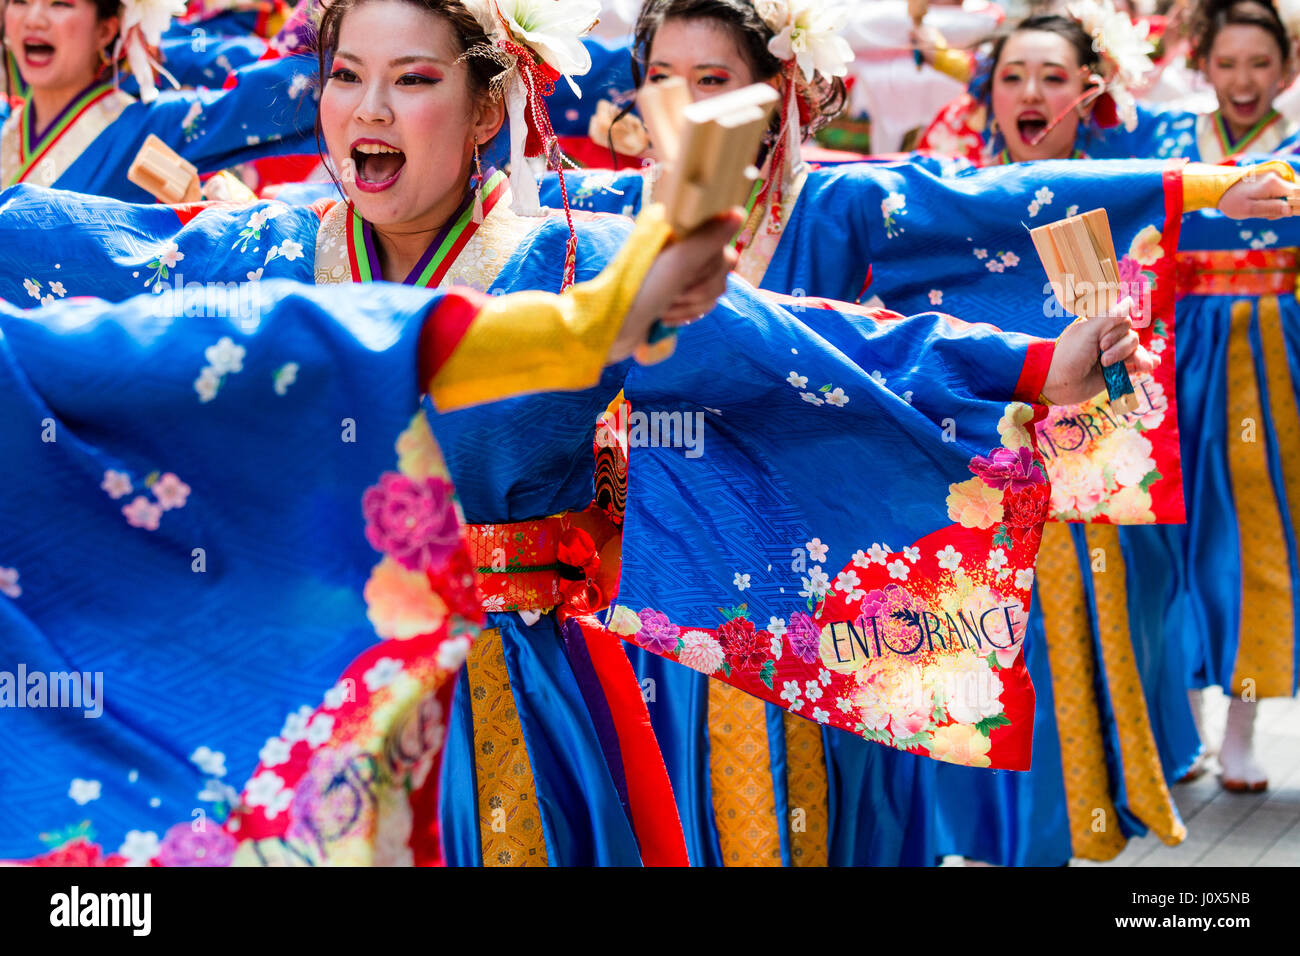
9 81 115 187
1214 109 1280 159
347 168 507 286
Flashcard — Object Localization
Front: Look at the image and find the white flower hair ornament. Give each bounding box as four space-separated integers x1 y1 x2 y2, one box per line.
740 0 852 242
1065 0 1155 132
756 0 853 86
114 0 187 104
462 0 601 246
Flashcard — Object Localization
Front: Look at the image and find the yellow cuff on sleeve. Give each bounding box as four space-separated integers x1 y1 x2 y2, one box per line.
932 47 972 84
1182 160 1296 212
430 206 675 410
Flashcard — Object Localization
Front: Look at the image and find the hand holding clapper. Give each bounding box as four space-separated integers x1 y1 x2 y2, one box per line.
1031 208 1140 413
633 77 780 364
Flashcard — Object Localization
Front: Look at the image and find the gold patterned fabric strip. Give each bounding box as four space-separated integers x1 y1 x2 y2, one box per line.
465 628 548 866
1083 524 1187 846
708 681 782 866
782 713 829 867
0 89 131 188
1035 522 1127 860
1228 298 1298 698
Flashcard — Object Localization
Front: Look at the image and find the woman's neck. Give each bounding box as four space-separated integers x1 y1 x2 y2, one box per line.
367 172 474 284
28 79 97 139
1220 109 1275 149
370 224 439 284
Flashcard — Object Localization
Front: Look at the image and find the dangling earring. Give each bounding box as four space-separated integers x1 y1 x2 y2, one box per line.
471 141 485 224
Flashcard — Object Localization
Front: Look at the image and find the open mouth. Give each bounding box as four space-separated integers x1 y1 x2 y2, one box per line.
1016 113 1048 147
350 141 405 193
22 40 56 67
1229 94 1262 119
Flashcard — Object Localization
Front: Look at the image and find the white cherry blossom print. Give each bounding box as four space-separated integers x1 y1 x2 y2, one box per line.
258 737 292 767
189 746 227 777
68 779 101 805
118 830 160 866
205 337 245 376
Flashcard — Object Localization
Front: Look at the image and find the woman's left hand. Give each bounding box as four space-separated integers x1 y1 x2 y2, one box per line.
1041 297 1159 405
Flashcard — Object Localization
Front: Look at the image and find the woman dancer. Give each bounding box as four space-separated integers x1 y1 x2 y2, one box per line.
1 0 316 198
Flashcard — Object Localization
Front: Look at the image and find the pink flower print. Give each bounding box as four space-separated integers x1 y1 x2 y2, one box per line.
152 473 191 511
969 446 1044 492
1047 454 1108 517
101 469 132 499
857 584 926 657
636 609 681 655
122 496 162 531
786 611 821 664
0 567 20 599
362 472 460 572
677 630 725 674
156 822 237 867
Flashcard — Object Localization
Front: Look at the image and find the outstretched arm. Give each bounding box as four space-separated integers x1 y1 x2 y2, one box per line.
421 207 742 410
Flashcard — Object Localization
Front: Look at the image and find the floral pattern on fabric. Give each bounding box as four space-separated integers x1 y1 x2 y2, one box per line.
224 411 483 866
600 402 1047 770
1033 220 1180 524
22 410 485 867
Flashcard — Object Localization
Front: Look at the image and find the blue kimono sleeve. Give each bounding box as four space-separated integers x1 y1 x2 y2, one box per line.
546 35 637 140
0 184 320 305
155 34 270 90
539 168 645 216
609 284 1053 771
0 279 452 860
136 51 319 173
841 157 1176 339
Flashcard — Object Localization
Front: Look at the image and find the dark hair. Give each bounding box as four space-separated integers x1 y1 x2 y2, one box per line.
973 15 1102 154
1191 0 1290 65
984 14 1101 90
312 0 505 189
631 0 848 137
2 0 122 90
315 0 503 102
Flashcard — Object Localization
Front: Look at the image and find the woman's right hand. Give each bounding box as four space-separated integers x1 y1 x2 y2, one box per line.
1218 170 1300 220
609 209 743 363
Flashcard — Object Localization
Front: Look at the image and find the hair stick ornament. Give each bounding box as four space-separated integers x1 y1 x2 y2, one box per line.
634 76 780 365
1030 208 1140 413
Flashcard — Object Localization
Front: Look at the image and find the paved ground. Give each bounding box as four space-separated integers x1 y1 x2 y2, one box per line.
1082 688 1300 867
940 688 1299 867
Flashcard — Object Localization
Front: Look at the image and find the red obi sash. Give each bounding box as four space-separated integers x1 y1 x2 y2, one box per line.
1176 248 1299 297
465 507 610 616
